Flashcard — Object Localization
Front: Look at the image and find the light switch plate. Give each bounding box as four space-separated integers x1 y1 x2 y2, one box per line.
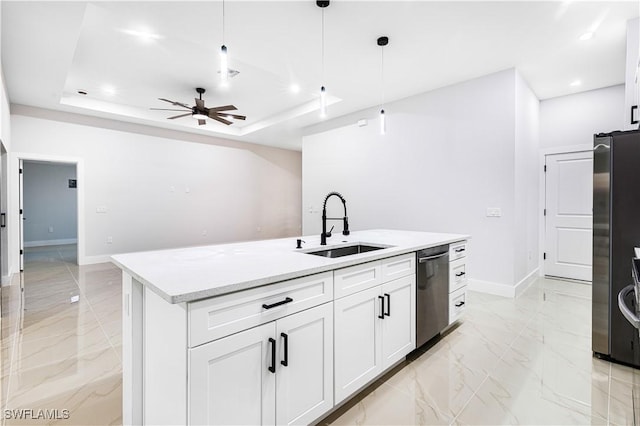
486 207 502 217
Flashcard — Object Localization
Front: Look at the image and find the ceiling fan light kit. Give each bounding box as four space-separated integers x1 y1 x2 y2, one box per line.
378 36 389 135
318 0 329 118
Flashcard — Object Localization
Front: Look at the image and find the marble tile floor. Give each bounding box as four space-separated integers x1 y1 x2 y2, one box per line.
1 245 122 425
0 245 638 425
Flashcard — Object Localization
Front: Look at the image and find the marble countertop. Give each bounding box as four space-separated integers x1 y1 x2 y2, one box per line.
111 229 469 304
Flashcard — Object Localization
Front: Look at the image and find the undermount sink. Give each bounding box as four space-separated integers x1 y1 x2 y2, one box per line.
305 244 388 258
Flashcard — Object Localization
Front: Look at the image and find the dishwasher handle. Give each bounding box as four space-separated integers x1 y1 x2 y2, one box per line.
618 284 640 330
418 252 448 263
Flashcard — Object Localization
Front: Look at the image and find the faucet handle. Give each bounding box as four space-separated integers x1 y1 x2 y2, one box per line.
326 225 334 238
296 239 305 249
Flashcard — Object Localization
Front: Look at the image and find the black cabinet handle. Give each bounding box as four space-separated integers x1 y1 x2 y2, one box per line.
268 338 276 373
0 213 5 228
378 295 385 319
456 272 466 277
455 301 465 308
384 293 391 316
280 333 288 366
455 248 465 253
262 297 293 310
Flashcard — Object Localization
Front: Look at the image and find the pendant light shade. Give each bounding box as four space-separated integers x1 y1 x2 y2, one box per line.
318 1 329 118
219 0 228 86
377 36 388 135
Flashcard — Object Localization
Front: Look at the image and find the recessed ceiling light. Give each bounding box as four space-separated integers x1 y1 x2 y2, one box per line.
121 28 162 42
570 80 582 87
290 84 300 94
579 31 594 41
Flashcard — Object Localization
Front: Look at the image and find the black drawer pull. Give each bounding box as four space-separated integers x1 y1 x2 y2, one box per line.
455 248 465 253
268 338 276 373
384 293 391 316
456 272 466 277
281 333 288 367
262 297 293 310
378 295 385 319
455 301 465 308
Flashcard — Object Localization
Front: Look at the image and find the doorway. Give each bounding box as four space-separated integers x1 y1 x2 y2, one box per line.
20 160 78 268
543 150 593 282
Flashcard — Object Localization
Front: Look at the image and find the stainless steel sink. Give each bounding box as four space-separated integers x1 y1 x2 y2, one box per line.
305 244 387 258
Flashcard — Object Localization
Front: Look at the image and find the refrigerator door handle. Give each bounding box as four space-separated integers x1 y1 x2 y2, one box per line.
618 285 640 330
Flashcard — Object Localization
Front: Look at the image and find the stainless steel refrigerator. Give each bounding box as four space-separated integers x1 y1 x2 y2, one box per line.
593 129 640 367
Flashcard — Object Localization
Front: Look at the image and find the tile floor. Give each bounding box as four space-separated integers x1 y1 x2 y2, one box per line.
0 244 638 425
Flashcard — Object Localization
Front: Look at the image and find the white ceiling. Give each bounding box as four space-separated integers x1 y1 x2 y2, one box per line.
2 1 638 150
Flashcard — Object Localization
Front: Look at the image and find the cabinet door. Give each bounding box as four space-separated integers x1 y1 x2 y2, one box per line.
334 286 382 404
189 322 276 425
381 274 416 369
276 303 333 426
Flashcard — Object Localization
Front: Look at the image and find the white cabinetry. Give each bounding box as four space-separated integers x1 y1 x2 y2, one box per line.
448 241 468 325
190 303 333 426
334 255 416 404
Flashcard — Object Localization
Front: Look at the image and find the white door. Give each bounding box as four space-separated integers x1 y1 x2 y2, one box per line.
545 151 593 281
18 159 24 271
381 275 416 369
189 322 276 426
275 303 333 426
334 286 382 404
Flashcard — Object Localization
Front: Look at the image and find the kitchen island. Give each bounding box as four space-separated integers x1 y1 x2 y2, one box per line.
112 229 469 425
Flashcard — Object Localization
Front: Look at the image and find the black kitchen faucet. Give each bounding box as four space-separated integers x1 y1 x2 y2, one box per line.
321 191 350 245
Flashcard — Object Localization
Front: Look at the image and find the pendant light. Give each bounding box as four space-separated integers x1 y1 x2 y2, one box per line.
377 36 388 135
220 0 229 86
317 0 330 118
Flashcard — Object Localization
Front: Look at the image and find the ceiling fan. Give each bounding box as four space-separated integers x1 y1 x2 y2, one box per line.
151 88 246 126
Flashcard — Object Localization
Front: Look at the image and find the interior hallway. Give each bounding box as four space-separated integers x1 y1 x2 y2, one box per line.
0 245 638 425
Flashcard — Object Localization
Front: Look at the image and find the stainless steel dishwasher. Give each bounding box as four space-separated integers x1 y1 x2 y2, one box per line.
416 245 449 347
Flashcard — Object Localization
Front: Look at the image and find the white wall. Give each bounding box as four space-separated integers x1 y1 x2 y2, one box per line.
10 108 302 268
540 85 625 149
303 69 532 295
514 71 540 290
23 162 77 246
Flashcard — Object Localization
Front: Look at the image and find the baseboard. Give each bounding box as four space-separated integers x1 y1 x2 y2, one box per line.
25 238 77 248
514 268 539 298
79 254 113 265
467 279 515 298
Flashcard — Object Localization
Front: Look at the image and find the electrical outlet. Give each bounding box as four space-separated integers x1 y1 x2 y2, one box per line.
202 230 207 236
486 207 502 217
96 206 107 213
48 226 54 233
106 236 113 244
169 186 175 192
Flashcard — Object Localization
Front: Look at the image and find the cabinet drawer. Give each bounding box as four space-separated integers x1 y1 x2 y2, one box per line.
449 286 467 325
334 261 382 299
449 241 467 261
188 272 333 347
381 253 415 282
449 258 467 293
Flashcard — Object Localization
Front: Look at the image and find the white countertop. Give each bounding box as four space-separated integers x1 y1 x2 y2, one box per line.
111 229 469 304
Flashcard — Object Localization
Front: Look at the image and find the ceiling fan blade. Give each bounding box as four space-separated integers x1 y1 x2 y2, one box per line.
195 98 205 109
150 108 190 111
167 113 192 120
158 98 191 109
223 113 246 121
210 115 233 126
198 119 207 126
208 105 237 112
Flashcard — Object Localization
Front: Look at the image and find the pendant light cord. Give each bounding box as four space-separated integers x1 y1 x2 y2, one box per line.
222 0 226 45
321 8 325 83
381 45 385 108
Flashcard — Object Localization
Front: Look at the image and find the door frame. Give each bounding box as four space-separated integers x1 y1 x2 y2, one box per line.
11 152 85 270
538 144 593 278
